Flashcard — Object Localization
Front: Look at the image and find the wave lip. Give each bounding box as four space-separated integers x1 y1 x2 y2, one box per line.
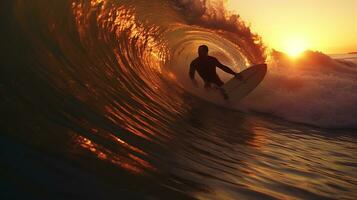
172 0 266 64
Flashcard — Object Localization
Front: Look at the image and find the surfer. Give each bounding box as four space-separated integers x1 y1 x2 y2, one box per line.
189 45 242 100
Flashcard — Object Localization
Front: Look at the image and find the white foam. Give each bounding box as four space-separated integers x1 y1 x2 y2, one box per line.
239 53 357 128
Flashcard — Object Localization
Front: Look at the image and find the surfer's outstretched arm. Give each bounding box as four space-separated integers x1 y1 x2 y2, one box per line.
215 59 236 75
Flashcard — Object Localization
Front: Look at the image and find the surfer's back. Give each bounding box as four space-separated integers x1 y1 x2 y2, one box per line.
190 56 219 82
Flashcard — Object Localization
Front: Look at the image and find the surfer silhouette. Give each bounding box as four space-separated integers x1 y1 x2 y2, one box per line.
189 45 241 100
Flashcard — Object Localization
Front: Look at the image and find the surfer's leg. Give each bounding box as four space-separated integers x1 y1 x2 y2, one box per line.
204 82 211 89
212 81 229 100
219 87 229 100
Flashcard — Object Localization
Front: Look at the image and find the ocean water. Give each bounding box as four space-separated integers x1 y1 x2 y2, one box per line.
330 54 357 63
1 0 356 199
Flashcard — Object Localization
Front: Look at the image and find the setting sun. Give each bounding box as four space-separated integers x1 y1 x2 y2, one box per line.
227 0 357 54
283 38 308 57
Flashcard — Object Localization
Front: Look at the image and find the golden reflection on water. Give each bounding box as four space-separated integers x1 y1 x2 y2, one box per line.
192 120 356 200
108 134 147 155
74 135 155 174
240 125 354 200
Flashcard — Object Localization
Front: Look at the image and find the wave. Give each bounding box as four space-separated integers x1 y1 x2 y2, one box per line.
0 0 266 177
2 0 356 131
172 0 266 63
240 51 357 128
1 1 357 199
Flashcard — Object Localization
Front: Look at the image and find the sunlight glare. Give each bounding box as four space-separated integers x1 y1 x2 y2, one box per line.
283 38 308 57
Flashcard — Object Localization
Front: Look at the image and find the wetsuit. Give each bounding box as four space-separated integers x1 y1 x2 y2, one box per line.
189 56 236 87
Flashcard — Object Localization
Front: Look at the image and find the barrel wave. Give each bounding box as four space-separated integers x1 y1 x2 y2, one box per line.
1 0 356 199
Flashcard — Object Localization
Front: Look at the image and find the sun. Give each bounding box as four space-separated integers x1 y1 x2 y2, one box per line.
282 38 308 57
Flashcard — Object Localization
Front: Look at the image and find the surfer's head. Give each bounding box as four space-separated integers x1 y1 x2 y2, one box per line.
198 45 209 57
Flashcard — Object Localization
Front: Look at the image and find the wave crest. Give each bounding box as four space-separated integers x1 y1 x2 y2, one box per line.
173 0 266 63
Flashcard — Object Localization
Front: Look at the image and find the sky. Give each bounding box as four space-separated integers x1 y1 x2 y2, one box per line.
226 0 357 54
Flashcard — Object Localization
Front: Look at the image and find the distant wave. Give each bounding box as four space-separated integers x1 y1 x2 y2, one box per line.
240 51 357 128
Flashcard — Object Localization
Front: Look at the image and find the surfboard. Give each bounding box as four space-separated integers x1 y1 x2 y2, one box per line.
223 63 267 102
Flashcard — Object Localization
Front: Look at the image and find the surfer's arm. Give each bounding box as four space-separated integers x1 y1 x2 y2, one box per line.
215 59 236 75
189 61 196 80
189 61 199 87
